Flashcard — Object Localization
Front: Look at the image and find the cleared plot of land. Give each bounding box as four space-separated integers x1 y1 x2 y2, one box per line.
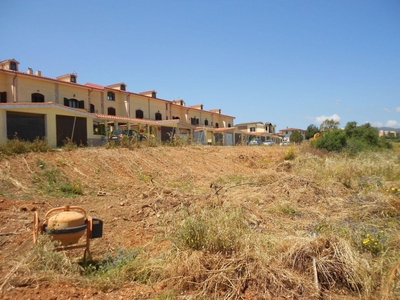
0 145 399 299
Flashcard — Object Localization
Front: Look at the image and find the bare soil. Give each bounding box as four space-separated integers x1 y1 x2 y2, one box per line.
0 145 394 299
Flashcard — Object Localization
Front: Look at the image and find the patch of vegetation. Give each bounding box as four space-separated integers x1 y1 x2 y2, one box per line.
284 146 295 160
62 137 79 151
78 247 163 290
81 248 139 276
311 121 393 154
172 206 250 253
32 165 83 196
163 133 192 147
289 130 303 143
30 234 79 275
0 137 51 157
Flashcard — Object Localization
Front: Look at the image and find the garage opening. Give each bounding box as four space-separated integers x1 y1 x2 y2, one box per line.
56 115 87 147
6 112 45 141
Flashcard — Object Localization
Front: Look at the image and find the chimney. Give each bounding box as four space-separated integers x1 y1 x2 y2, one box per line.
36 70 42 76
27 68 33 74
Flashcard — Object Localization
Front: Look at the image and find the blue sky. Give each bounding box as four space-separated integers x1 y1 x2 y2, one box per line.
2 0 400 130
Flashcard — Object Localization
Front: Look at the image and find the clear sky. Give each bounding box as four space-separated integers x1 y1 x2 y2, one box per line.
2 0 400 130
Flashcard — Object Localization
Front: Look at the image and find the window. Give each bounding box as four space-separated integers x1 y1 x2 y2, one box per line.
10 61 17 71
204 119 209 126
108 107 116 115
107 91 115 101
0 92 7 103
31 93 44 103
250 127 255 132
172 116 180 120
70 75 76 83
228 123 231 128
90 104 95 113
63 98 84 108
135 109 144 119
215 123 219 128
155 112 162 120
120 84 126 91
191 117 199 125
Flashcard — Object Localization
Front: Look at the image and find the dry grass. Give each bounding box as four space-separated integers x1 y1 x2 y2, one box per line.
163 248 317 299
0 143 399 299
281 235 370 294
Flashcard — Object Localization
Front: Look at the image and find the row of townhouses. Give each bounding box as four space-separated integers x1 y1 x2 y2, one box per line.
0 58 295 147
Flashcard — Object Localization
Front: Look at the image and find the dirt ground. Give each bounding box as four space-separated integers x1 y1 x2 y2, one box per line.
0 145 294 299
1 145 398 299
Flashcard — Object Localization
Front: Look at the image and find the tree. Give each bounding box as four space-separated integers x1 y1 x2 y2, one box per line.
305 124 319 140
320 119 340 132
344 121 378 144
290 130 303 143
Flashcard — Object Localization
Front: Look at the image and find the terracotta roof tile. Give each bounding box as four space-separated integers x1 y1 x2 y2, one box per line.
85 82 105 90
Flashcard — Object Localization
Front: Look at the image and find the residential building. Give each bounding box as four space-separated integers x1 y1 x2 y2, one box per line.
0 58 235 147
379 130 397 138
278 127 306 142
235 121 280 144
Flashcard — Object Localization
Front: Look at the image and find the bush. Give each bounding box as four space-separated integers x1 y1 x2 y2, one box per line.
313 122 393 153
313 129 347 152
0 137 50 156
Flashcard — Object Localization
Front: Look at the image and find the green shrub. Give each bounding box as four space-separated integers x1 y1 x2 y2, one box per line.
0 137 51 156
313 129 347 152
312 122 393 153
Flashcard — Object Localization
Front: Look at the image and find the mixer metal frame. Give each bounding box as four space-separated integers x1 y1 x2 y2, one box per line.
33 205 96 259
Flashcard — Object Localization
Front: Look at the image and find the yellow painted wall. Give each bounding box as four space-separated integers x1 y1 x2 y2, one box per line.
57 84 87 105
0 73 14 102
127 95 168 120
0 106 97 147
129 94 148 118
169 104 185 120
16 76 56 103
0 73 8 92
147 98 167 120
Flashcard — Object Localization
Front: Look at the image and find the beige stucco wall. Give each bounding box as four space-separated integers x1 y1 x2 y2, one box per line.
146 98 167 120
0 73 9 93
88 90 103 114
15 76 55 103
0 73 14 102
169 104 185 120
0 106 99 147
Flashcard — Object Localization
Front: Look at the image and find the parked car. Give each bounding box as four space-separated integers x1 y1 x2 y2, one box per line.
263 140 275 146
109 129 147 142
280 141 290 146
248 138 261 145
